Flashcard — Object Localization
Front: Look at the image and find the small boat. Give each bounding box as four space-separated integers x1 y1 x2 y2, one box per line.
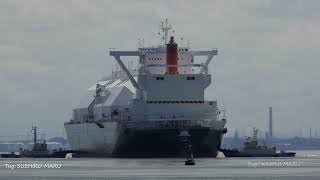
276 150 296 157
220 128 296 157
20 126 73 158
1 126 71 158
1 152 20 158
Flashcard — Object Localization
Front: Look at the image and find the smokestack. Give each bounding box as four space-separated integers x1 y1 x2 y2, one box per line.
269 107 273 138
299 128 302 137
310 128 312 138
166 36 179 74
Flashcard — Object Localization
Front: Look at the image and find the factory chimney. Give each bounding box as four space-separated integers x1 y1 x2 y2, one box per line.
269 107 273 139
310 128 312 138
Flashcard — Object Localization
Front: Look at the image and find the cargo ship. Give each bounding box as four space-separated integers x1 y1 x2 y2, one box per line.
64 19 227 157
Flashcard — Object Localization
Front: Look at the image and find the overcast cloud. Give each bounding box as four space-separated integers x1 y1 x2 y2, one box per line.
0 0 319 138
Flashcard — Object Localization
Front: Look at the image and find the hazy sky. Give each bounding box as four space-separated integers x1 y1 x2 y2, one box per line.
0 0 319 139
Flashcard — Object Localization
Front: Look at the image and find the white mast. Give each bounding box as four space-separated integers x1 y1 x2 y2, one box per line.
160 19 172 45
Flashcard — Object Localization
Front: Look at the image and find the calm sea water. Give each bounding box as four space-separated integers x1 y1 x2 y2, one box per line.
0 150 320 180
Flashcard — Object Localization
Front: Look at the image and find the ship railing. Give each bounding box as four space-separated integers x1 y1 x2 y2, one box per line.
64 119 81 124
141 64 206 75
64 118 114 125
123 118 225 130
130 111 219 123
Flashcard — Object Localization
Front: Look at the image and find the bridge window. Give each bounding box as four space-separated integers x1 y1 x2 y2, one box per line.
187 77 195 80
156 77 164 80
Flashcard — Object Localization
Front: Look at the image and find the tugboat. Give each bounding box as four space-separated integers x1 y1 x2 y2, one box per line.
19 126 71 158
220 128 296 157
1 126 71 158
0 152 20 158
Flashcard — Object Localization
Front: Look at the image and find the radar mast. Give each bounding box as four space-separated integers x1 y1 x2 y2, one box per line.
160 19 173 45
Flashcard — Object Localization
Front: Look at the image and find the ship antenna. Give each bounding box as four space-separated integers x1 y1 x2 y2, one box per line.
253 127 258 141
142 38 145 48
138 38 142 48
31 126 37 150
138 38 145 48
160 18 172 45
180 37 184 45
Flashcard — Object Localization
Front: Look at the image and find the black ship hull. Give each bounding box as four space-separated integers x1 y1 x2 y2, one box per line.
220 149 296 157
111 127 226 158
72 128 226 158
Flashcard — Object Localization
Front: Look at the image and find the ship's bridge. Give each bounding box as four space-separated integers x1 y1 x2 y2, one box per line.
109 19 218 98
138 73 210 102
109 46 217 102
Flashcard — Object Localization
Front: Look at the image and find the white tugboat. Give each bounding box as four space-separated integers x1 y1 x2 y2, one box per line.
64 20 227 157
